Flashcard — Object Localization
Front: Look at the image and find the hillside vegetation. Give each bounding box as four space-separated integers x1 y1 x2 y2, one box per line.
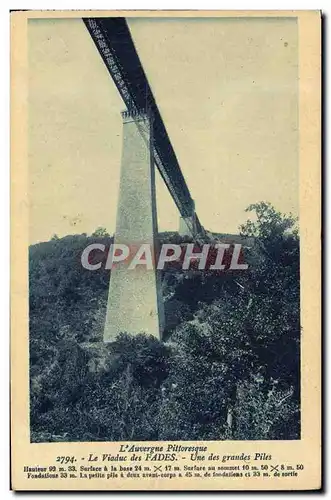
29 202 300 442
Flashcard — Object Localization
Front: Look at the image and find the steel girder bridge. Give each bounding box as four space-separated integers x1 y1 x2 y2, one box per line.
83 17 205 239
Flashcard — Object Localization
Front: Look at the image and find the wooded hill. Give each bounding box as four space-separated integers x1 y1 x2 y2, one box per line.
30 202 300 442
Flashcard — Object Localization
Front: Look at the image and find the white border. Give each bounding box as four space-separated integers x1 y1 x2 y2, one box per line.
3 2 327 498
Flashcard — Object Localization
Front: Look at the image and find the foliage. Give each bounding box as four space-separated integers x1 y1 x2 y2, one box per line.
29 203 300 442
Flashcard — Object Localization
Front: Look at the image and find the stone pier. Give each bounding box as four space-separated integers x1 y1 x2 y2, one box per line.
103 110 164 342
178 215 193 237
178 200 196 238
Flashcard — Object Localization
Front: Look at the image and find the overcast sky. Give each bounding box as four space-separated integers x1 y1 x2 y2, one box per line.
28 16 298 244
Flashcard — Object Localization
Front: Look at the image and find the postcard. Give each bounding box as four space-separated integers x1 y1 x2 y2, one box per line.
11 10 321 490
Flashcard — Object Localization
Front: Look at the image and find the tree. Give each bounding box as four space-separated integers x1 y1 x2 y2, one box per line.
92 227 110 237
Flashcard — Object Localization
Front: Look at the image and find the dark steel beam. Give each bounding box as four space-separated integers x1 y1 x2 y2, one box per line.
83 17 201 223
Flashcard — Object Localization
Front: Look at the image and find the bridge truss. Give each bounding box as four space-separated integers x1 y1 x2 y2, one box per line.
83 17 205 238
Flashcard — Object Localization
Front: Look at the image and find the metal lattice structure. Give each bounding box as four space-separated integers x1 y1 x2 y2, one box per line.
83 17 204 236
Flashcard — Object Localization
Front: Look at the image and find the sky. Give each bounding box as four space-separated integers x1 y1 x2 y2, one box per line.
28 16 298 244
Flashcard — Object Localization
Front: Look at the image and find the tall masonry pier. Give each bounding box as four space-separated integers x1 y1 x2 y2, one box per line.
104 110 164 342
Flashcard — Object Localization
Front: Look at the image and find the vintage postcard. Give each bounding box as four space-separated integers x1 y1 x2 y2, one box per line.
11 10 321 491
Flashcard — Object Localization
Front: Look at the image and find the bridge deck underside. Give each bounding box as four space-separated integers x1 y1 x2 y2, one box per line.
84 17 201 223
